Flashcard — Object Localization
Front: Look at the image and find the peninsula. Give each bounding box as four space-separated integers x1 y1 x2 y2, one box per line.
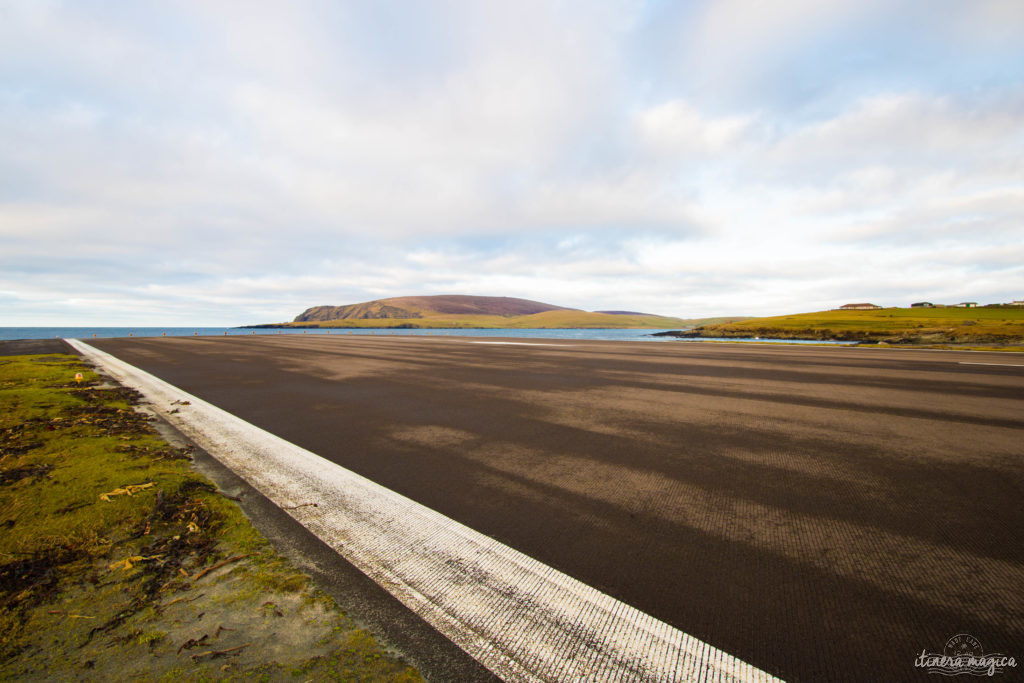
246 295 746 330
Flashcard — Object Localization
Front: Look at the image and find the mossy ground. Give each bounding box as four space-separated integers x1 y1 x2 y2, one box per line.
0 354 421 681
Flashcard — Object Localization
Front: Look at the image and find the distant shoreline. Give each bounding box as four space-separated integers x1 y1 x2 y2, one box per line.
241 323 680 330
0 327 685 343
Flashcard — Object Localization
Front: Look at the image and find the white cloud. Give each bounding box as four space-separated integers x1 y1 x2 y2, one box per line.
931 0 1024 50
686 0 876 73
634 100 754 157
767 93 1024 173
1 2 1023 324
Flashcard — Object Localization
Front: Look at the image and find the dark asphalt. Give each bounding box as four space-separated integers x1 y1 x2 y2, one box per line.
0 338 73 355
90 336 1024 682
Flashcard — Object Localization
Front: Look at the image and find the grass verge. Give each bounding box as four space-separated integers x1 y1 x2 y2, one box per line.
0 353 421 681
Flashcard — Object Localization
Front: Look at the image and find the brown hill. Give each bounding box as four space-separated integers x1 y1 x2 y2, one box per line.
294 295 575 322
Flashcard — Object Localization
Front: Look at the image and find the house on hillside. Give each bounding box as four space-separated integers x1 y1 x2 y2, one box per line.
954 302 978 308
911 302 935 308
839 303 882 310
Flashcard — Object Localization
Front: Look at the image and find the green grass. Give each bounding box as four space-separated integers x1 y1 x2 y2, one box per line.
0 354 421 681
689 306 1024 344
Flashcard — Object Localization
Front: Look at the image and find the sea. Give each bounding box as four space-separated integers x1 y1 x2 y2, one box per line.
0 327 853 344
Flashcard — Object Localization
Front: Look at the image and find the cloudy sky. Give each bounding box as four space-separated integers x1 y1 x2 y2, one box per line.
2 1 1023 325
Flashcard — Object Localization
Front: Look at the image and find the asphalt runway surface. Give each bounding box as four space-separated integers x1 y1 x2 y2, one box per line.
90 335 1024 681
0 338 73 355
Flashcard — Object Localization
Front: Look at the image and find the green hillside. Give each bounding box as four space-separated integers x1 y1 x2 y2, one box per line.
680 306 1024 344
294 295 570 322
253 294 750 329
266 310 699 329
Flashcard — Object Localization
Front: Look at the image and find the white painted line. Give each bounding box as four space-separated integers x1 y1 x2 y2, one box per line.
69 339 782 683
469 341 572 346
958 362 1024 367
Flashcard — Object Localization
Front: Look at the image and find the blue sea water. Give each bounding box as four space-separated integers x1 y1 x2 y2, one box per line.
0 327 675 342
0 327 854 344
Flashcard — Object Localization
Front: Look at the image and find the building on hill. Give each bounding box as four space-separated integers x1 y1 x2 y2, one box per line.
839 303 882 310
954 302 978 308
1010 299 1024 306
911 302 935 308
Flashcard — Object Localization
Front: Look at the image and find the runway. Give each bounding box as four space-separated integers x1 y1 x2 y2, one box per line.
90 335 1024 681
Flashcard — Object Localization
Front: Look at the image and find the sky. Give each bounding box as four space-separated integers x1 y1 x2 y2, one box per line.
2 0 1023 325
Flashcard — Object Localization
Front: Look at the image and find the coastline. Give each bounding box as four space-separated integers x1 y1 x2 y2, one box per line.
242 322 677 330
653 329 1024 352
0 327 684 343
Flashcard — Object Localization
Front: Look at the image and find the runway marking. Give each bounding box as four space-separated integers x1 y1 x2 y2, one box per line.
958 362 1024 367
68 339 779 683
469 341 572 346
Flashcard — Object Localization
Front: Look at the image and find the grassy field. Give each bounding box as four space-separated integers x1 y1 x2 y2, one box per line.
263 311 748 330
685 306 1024 345
0 354 420 681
